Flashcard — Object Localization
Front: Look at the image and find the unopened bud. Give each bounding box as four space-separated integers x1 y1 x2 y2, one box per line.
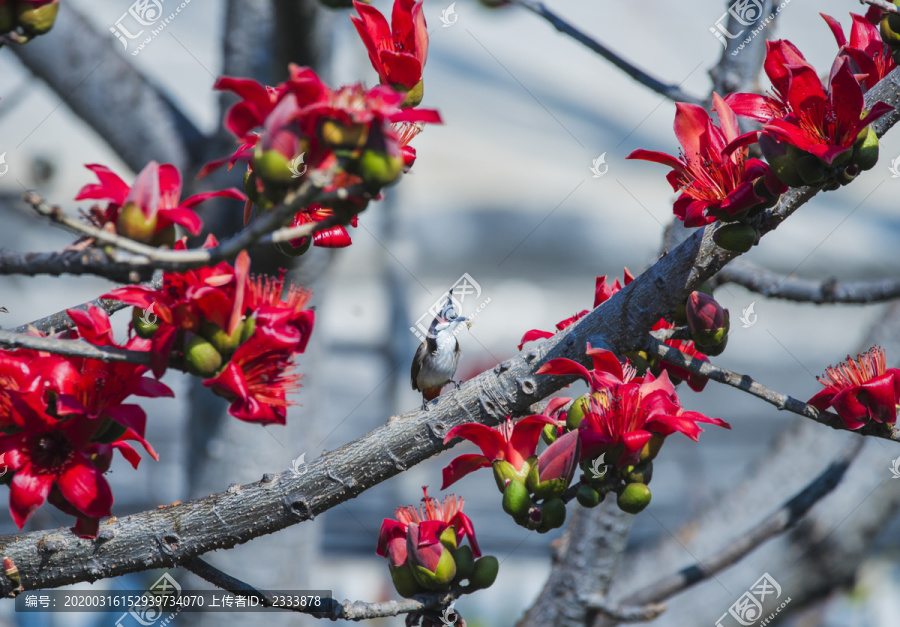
713 222 758 253
451 545 475 583
132 307 160 338
686 292 727 345
501 479 532 518
398 79 424 108
252 148 294 185
17 0 59 36
184 335 223 378
617 482 652 514
389 564 423 598
469 555 499 590
200 321 243 358
852 126 879 171
116 202 158 243
576 484 603 508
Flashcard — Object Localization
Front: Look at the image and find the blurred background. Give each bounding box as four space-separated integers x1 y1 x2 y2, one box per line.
0 0 899 625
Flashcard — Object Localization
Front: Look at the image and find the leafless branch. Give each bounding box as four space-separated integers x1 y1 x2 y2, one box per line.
0 330 150 364
713 258 900 304
649 339 896 440
613 438 864 607
0 65 897 597
9 275 163 335
510 0 702 104
9 1 205 172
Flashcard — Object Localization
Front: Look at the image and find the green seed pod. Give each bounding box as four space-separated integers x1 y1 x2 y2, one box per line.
713 222 758 253
451 545 475 583
852 126 879 171
538 498 567 531
469 556 499 590
541 423 558 445
617 483 652 514
390 564 423 598
184 335 223 378
576 484 602 508
626 461 653 484
502 479 532 518
132 306 160 339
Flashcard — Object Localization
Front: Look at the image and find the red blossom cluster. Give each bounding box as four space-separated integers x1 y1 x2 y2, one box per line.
629 17 894 230
103 235 314 426
0 308 171 537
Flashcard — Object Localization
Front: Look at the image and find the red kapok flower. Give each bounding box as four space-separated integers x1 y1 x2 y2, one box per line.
76 162 245 238
538 346 729 466
441 415 555 489
808 346 900 430
628 94 784 226
760 56 892 164
352 0 429 101
376 487 481 563
822 12 897 92
202 333 302 426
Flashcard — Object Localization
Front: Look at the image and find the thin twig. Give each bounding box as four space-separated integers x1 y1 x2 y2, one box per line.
0 330 150 365
615 438 864 607
20 182 358 274
713 258 900 304
183 556 464 621
510 0 702 105
649 339 897 439
861 0 900 16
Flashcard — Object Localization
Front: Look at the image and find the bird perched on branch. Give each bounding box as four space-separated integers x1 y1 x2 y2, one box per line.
411 294 470 410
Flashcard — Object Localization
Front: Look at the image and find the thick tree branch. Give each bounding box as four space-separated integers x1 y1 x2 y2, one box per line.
713 258 900 304
649 340 896 440
9 1 205 172
612 437 864 608
0 66 898 596
510 0 702 104
862 0 900 16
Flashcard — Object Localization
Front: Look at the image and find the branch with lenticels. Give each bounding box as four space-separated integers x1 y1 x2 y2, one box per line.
0 67 897 595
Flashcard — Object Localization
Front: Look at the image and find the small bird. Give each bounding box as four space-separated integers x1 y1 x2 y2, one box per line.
411 294 470 409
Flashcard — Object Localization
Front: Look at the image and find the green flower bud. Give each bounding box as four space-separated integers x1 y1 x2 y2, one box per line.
541 423 558 445
252 148 294 185
132 306 160 339
639 433 664 462
320 119 369 150
502 478 532 518
469 556 499 590
538 498 567 532
243 170 260 202
398 79 424 108
492 459 525 493
357 149 403 191
759 135 805 188
184 335 223 378
852 126 879 171
617 483 652 514
200 320 243 357
390 564 423 598
566 394 592 430
411 548 457 590
576 484 602 508
713 222 758 253
240 316 256 343
626 460 653 484
116 202 158 243
17 0 59 37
